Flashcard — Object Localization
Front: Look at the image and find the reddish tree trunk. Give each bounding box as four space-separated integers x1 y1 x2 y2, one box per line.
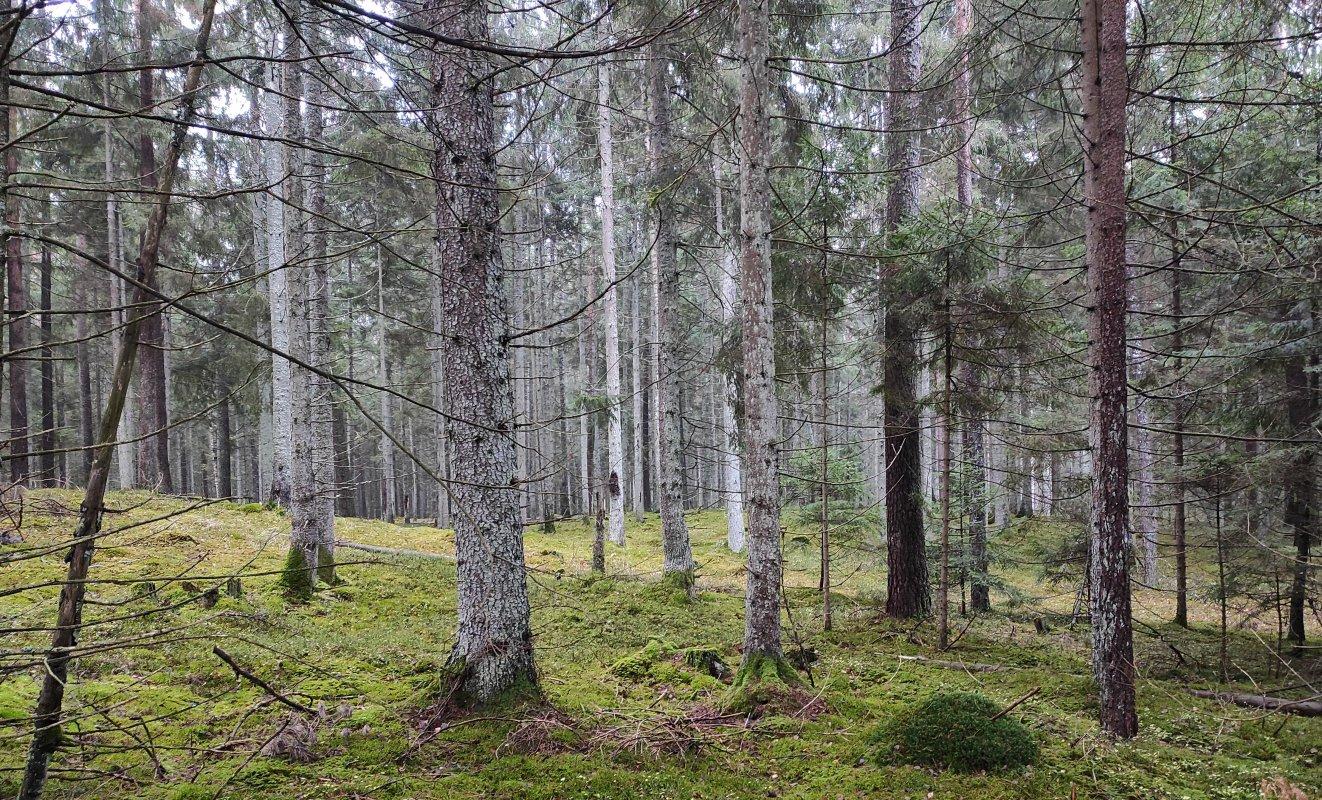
1081 0 1138 739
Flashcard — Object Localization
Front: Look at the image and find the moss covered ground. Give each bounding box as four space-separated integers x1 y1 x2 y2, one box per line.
1 490 1318 799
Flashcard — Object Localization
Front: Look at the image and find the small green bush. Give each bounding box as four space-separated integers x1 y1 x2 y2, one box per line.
869 691 1038 773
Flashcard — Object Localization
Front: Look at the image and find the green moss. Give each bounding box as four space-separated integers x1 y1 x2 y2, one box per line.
659 569 696 602
236 502 265 513
317 544 338 585
723 651 802 712
609 639 673 681
278 547 315 601
869 691 1038 773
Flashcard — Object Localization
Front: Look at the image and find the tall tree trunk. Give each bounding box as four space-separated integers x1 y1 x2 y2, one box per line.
1284 302 1315 648
714 160 746 552
216 375 233 498
1168 101 1189 627
39 242 54 485
425 0 536 703
5 42 28 485
1129 262 1158 585
19 6 217 791
263 60 293 508
736 0 788 673
431 253 451 529
883 0 929 619
276 4 322 598
377 252 397 524
630 277 646 522
74 262 95 483
302 12 336 576
646 40 694 581
1081 0 1138 739
597 45 627 547
133 0 172 492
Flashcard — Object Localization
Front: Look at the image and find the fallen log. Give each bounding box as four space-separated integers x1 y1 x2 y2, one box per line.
1190 689 1322 717
895 655 1007 673
335 540 454 561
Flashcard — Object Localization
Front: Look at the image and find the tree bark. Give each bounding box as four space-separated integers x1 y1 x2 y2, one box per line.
132 0 172 493
1283 302 1315 648
425 0 536 703
5 49 29 485
39 242 55 485
262 59 293 508
597 44 627 547
737 0 786 666
714 159 746 553
1081 0 1138 739
882 0 929 619
646 39 694 580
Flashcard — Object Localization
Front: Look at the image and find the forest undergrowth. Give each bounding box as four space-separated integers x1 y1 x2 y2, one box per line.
1 490 1318 799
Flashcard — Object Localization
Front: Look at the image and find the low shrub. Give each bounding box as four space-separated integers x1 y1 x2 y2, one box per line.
869 691 1037 773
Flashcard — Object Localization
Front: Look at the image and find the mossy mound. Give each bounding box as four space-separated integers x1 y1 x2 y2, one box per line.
869 691 1038 773
722 652 803 713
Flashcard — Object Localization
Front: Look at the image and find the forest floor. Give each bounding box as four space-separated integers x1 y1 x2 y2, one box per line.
1 490 1319 799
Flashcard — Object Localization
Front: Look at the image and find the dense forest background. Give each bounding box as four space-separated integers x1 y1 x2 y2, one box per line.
0 0 1318 797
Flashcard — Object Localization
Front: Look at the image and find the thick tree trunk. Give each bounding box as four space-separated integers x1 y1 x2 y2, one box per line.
737 0 787 668
597 49 627 547
883 0 929 620
216 377 233 498
281 7 324 597
1081 0 1138 738
18 6 217 791
646 41 694 580
425 0 536 703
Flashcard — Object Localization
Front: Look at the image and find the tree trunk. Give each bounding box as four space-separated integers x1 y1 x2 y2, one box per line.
38 243 54 485
736 0 787 669
216 376 233 498
597 47 627 547
5 76 28 486
630 277 646 522
646 40 694 581
262 59 292 508
302 11 336 577
133 0 172 493
1168 102 1189 627
425 0 536 703
715 157 747 552
1081 0 1138 738
1283 302 1315 648
883 0 929 619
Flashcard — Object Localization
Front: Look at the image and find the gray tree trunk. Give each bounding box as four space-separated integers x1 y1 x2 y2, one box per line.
714 158 746 552
646 41 694 580
737 0 786 666
597 48 627 546
425 0 536 703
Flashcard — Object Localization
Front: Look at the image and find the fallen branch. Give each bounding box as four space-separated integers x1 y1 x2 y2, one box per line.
335 540 454 561
990 686 1041 721
1189 690 1322 717
213 647 316 715
896 655 1007 673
